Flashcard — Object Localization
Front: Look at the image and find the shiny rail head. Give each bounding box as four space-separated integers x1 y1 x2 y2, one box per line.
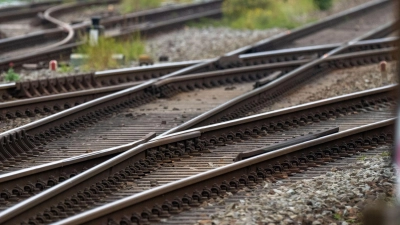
235 127 339 161
158 84 397 139
51 119 395 225
94 60 203 77
0 82 16 90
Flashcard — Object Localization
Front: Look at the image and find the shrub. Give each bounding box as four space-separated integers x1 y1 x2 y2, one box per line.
313 0 333 10
222 0 315 29
4 67 20 82
75 34 146 71
121 0 161 14
120 0 192 14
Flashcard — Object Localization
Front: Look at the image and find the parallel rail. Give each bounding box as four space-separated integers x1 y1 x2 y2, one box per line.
0 0 223 70
0 0 61 23
0 3 397 224
0 84 395 224
57 118 395 225
0 37 396 124
0 37 396 101
0 21 396 172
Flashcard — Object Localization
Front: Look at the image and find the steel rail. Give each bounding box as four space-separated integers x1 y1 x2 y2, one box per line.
0 7 394 222
0 0 390 72
0 131 201 224
56 118 395 225
0 84 395 182
0 0 223 70
156 0 392 80
0 0 61 14
38 3 75 52
0 36 395 121
0 3 58 23
0 46 393 137
158 22 397 137
0 132 156 183
1 36 395 102
0 0 120 55
0 39 394 174
0 20 394 172
0 84 395 224
226 0 391 55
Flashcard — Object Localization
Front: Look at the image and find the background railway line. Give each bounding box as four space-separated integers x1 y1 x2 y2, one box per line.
0 0 398 224
0 0 394 100
0 0 223 69
0 37 395 134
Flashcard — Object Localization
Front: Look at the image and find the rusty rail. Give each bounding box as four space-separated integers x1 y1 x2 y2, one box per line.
158 22 397 137
0 37 396 122
55 118 395 225
1 37 396 102
0 0 223 70
0 82 395 224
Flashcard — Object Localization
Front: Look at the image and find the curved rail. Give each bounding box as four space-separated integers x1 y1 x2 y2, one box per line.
0 5 396 223
0 36 395 125
55 118 395 225
0 0 223 70
157 22 397 137
39 3 75 51
0 84 395 224
0 0 61 23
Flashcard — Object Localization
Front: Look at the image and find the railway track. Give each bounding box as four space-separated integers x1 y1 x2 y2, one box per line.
73 121 394 225
0 0 61 23
158 145 393 224
0 36 396 102
0 84 395 224
0 37 395 133
0 1 397 224
0 16 396 173
0 41 395 170
0 0 394 104
0 0 223 69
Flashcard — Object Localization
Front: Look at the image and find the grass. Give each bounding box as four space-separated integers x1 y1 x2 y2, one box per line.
380 151 391 157
191 0 333 30
358 155 367 161
59 63 73 73
333 213 342 220
74 34 146 71
4 67 20 82
120 0 161 14
120 0 193 14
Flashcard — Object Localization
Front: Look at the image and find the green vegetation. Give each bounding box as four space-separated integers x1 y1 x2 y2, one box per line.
314 0 333 10
4 67 20 82
192 0 334 30
121 0 161 13
358 155 367 161
380 151 391 157
74 35 146 71
333 213 342 220
59 63 73 73
121 0 192 14
223 0 316 29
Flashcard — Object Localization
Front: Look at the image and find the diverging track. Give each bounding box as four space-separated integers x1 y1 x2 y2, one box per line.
0 84 396 224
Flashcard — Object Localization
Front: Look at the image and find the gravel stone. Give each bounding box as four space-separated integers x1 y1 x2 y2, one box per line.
146 27 284 62
209 150 396 224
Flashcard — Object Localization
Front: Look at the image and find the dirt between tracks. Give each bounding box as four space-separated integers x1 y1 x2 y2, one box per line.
258 62 398 114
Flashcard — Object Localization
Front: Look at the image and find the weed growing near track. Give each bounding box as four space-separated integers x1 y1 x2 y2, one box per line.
121 0 192 14
191 0 333 30
75 35 146 71
4 67 20 82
